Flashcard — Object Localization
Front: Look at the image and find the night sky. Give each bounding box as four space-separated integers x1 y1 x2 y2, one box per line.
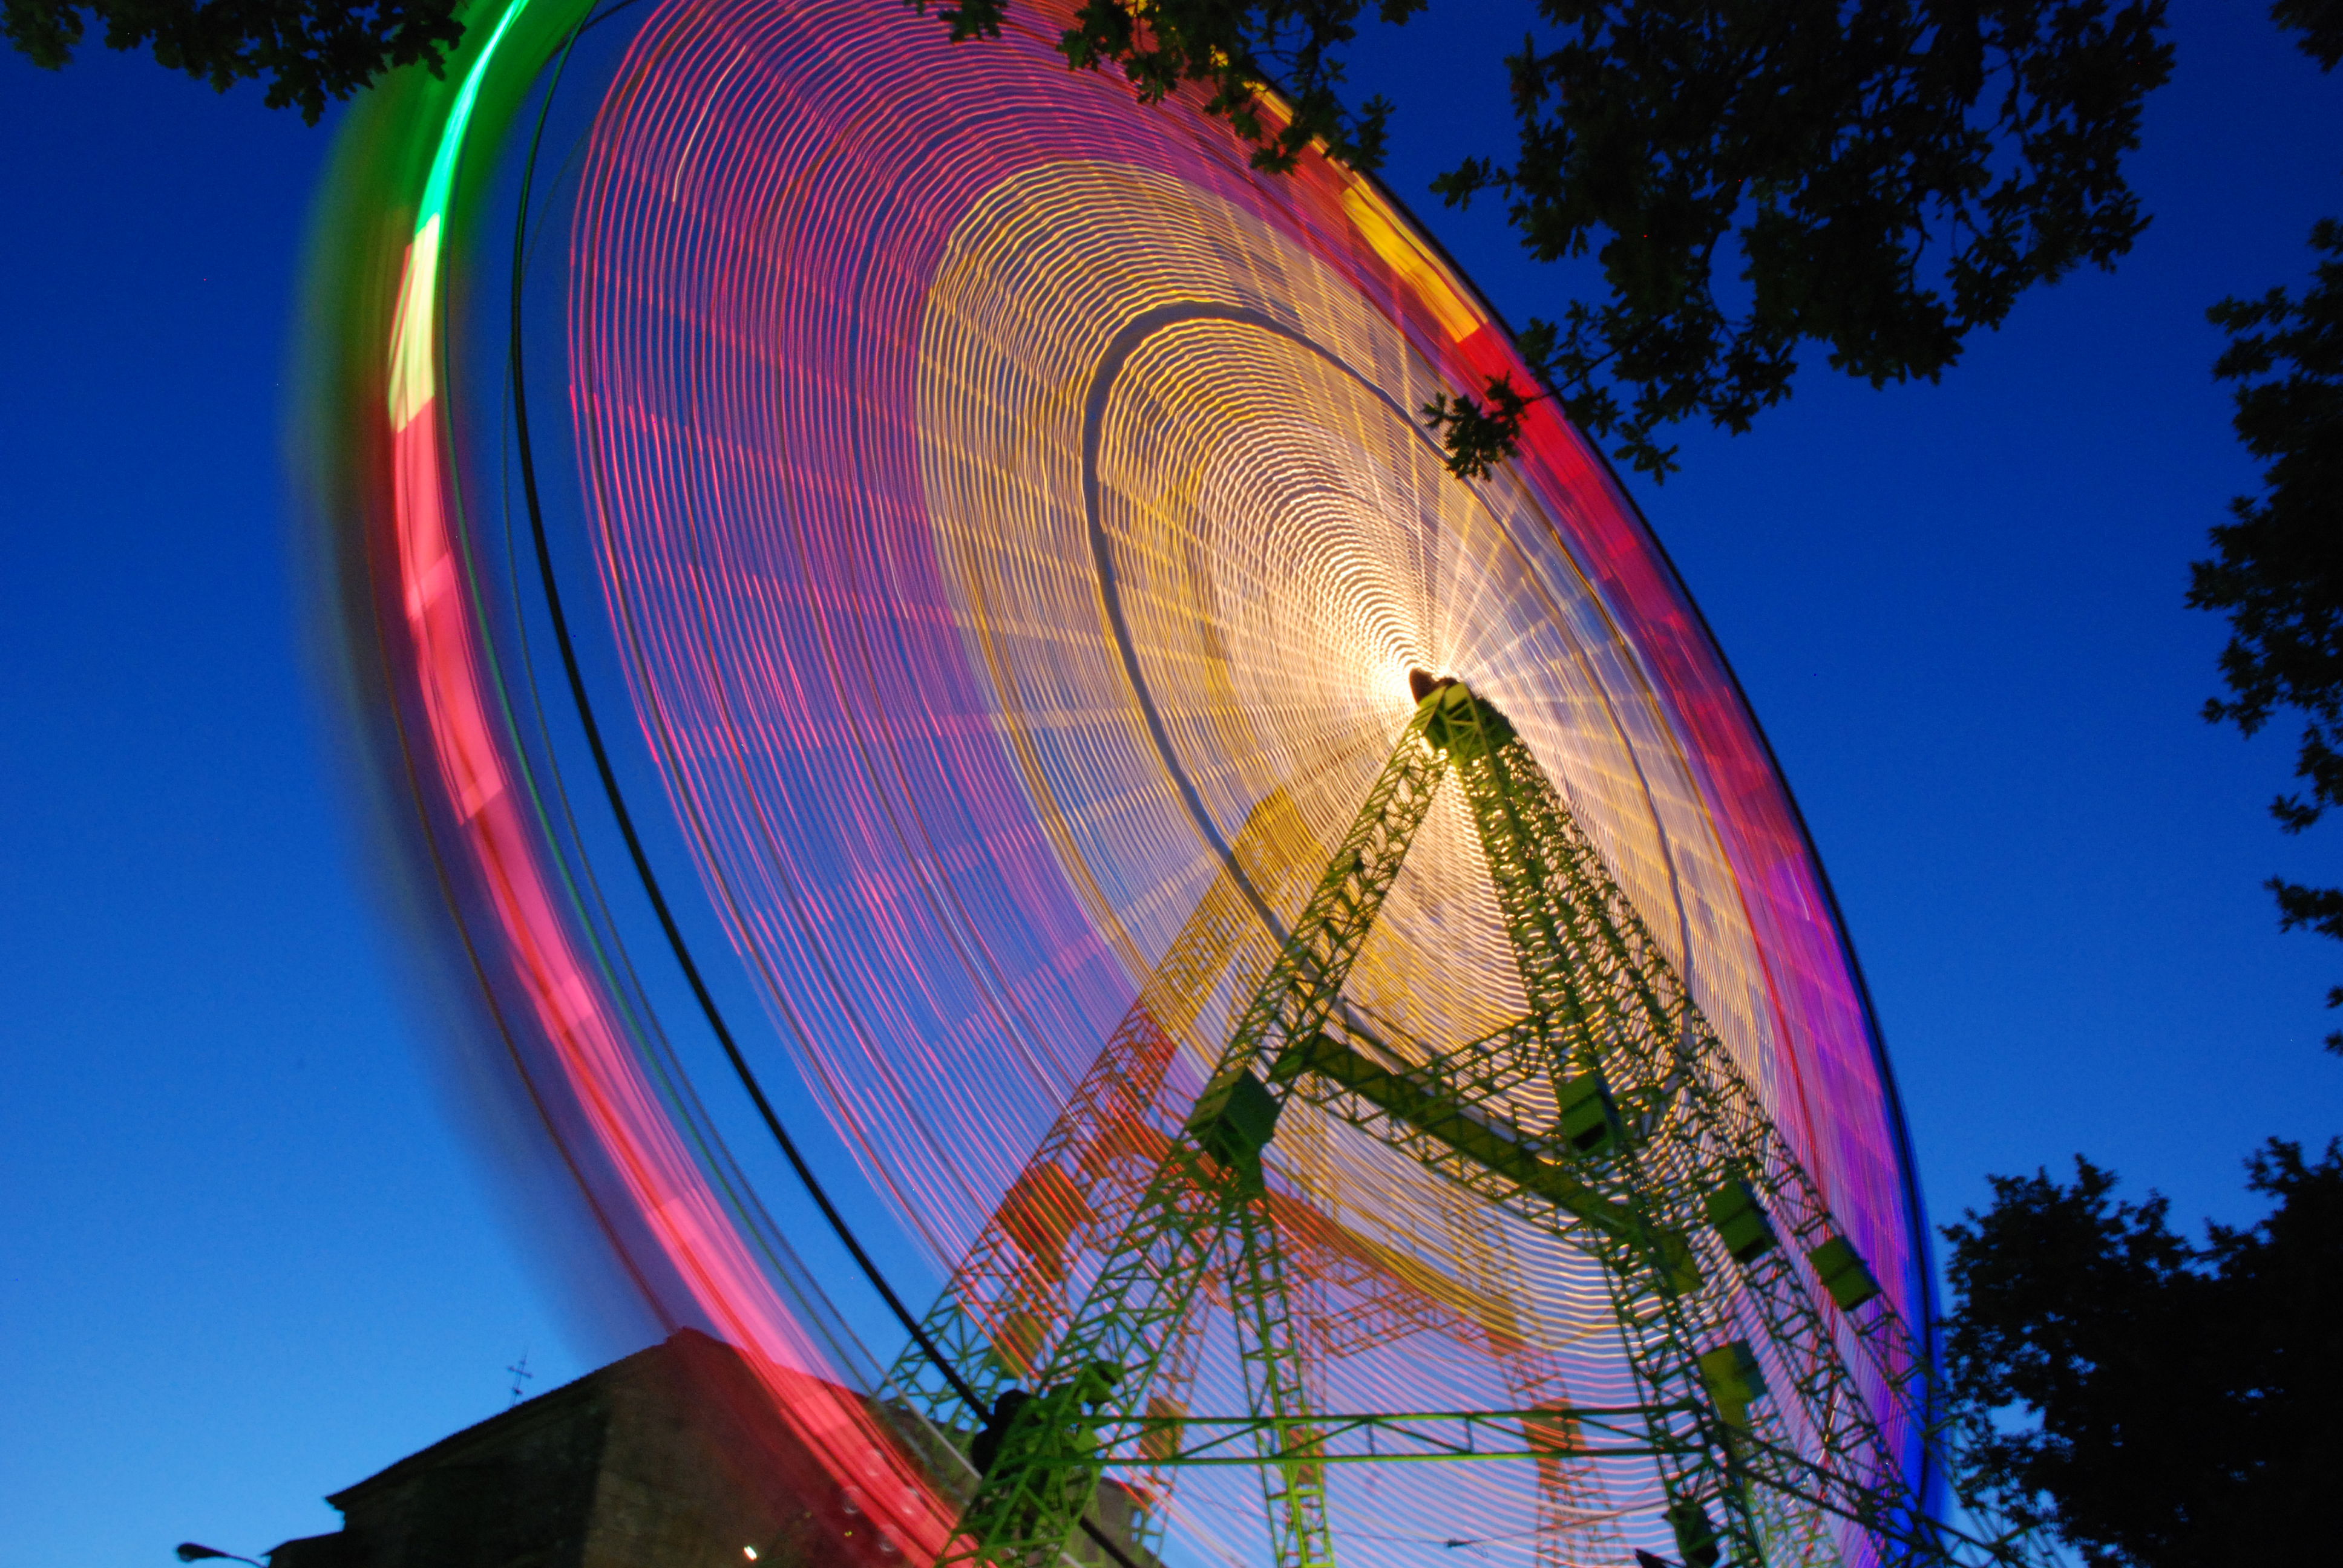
3 4 2339 1564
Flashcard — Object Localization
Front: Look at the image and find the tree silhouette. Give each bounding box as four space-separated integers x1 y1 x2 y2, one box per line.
2195 2 2343 1050
10 0 2176 483
1942 1140 2343 1568
5 0 464 120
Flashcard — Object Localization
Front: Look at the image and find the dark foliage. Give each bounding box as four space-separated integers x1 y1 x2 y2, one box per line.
3 0 463 119
16 0 2172 484
1423 376 1532 481
1942 1142 2343 1568
923 0 1424 175
916 3 2174 480
1424 0 2172 477
2194 14 2343 1051
2272 0 2343 71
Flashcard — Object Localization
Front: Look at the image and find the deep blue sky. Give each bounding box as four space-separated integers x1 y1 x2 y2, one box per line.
2 5 2338 1564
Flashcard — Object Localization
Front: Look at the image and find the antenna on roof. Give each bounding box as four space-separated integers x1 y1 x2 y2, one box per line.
505 1350 534 1408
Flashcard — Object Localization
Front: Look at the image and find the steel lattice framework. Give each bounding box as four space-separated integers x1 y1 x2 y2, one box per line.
902 681 2040 1568
315 2 1978 1565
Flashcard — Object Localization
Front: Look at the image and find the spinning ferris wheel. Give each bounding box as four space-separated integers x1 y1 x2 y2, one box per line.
301 3 2042 1567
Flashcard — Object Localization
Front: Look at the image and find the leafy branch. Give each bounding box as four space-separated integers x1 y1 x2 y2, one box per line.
2197 215 2343 1051
1418 0 2173 481
1941 1141 2343 1566
4 0 464 120
921 0 1426 175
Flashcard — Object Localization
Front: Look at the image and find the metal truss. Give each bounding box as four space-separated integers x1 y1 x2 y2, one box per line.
1025 1402 1680 1468
885 786 1323 1439
1442 684 2040 1568
1227 1196 1334 1568
934 706 1450 1566
917 680 2045 1568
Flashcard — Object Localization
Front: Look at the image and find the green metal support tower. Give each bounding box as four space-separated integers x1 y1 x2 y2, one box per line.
903 679 2041 1568
883 787 1323 1442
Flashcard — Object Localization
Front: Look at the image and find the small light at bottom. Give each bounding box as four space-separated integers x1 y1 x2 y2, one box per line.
742 1549 758 1561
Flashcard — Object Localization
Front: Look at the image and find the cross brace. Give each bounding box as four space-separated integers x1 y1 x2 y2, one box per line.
1018 1403 1682 1468
913 679 2046 1568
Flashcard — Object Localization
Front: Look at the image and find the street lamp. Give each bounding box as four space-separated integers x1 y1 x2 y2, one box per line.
176 1544 265 1566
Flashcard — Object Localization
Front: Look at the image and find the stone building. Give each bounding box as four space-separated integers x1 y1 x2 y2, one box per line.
265 1329 1156 1568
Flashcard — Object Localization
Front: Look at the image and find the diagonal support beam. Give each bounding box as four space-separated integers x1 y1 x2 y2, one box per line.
936 708 1449 1567
919 678 2045 1568
1274 1029 1645 1247
887 787 1323 1445
1440 679 2048 1568
1227 1197 1335 1568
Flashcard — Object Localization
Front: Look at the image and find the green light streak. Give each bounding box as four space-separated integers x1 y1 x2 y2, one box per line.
390 0 532 425
419 0 533 233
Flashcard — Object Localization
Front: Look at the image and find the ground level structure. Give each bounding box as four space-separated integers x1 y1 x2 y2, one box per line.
266 1329 1155 1568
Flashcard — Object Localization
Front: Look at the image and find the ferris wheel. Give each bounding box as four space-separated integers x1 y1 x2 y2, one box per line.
301 3 2040 1567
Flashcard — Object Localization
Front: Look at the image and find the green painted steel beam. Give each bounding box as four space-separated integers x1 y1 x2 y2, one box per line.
1019 1402 1690 1468
920 679 2048 1568
884 787 1326 1449
936 702 1452 1568
1273 1028 1642 1243
1227 1197 1335 1567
